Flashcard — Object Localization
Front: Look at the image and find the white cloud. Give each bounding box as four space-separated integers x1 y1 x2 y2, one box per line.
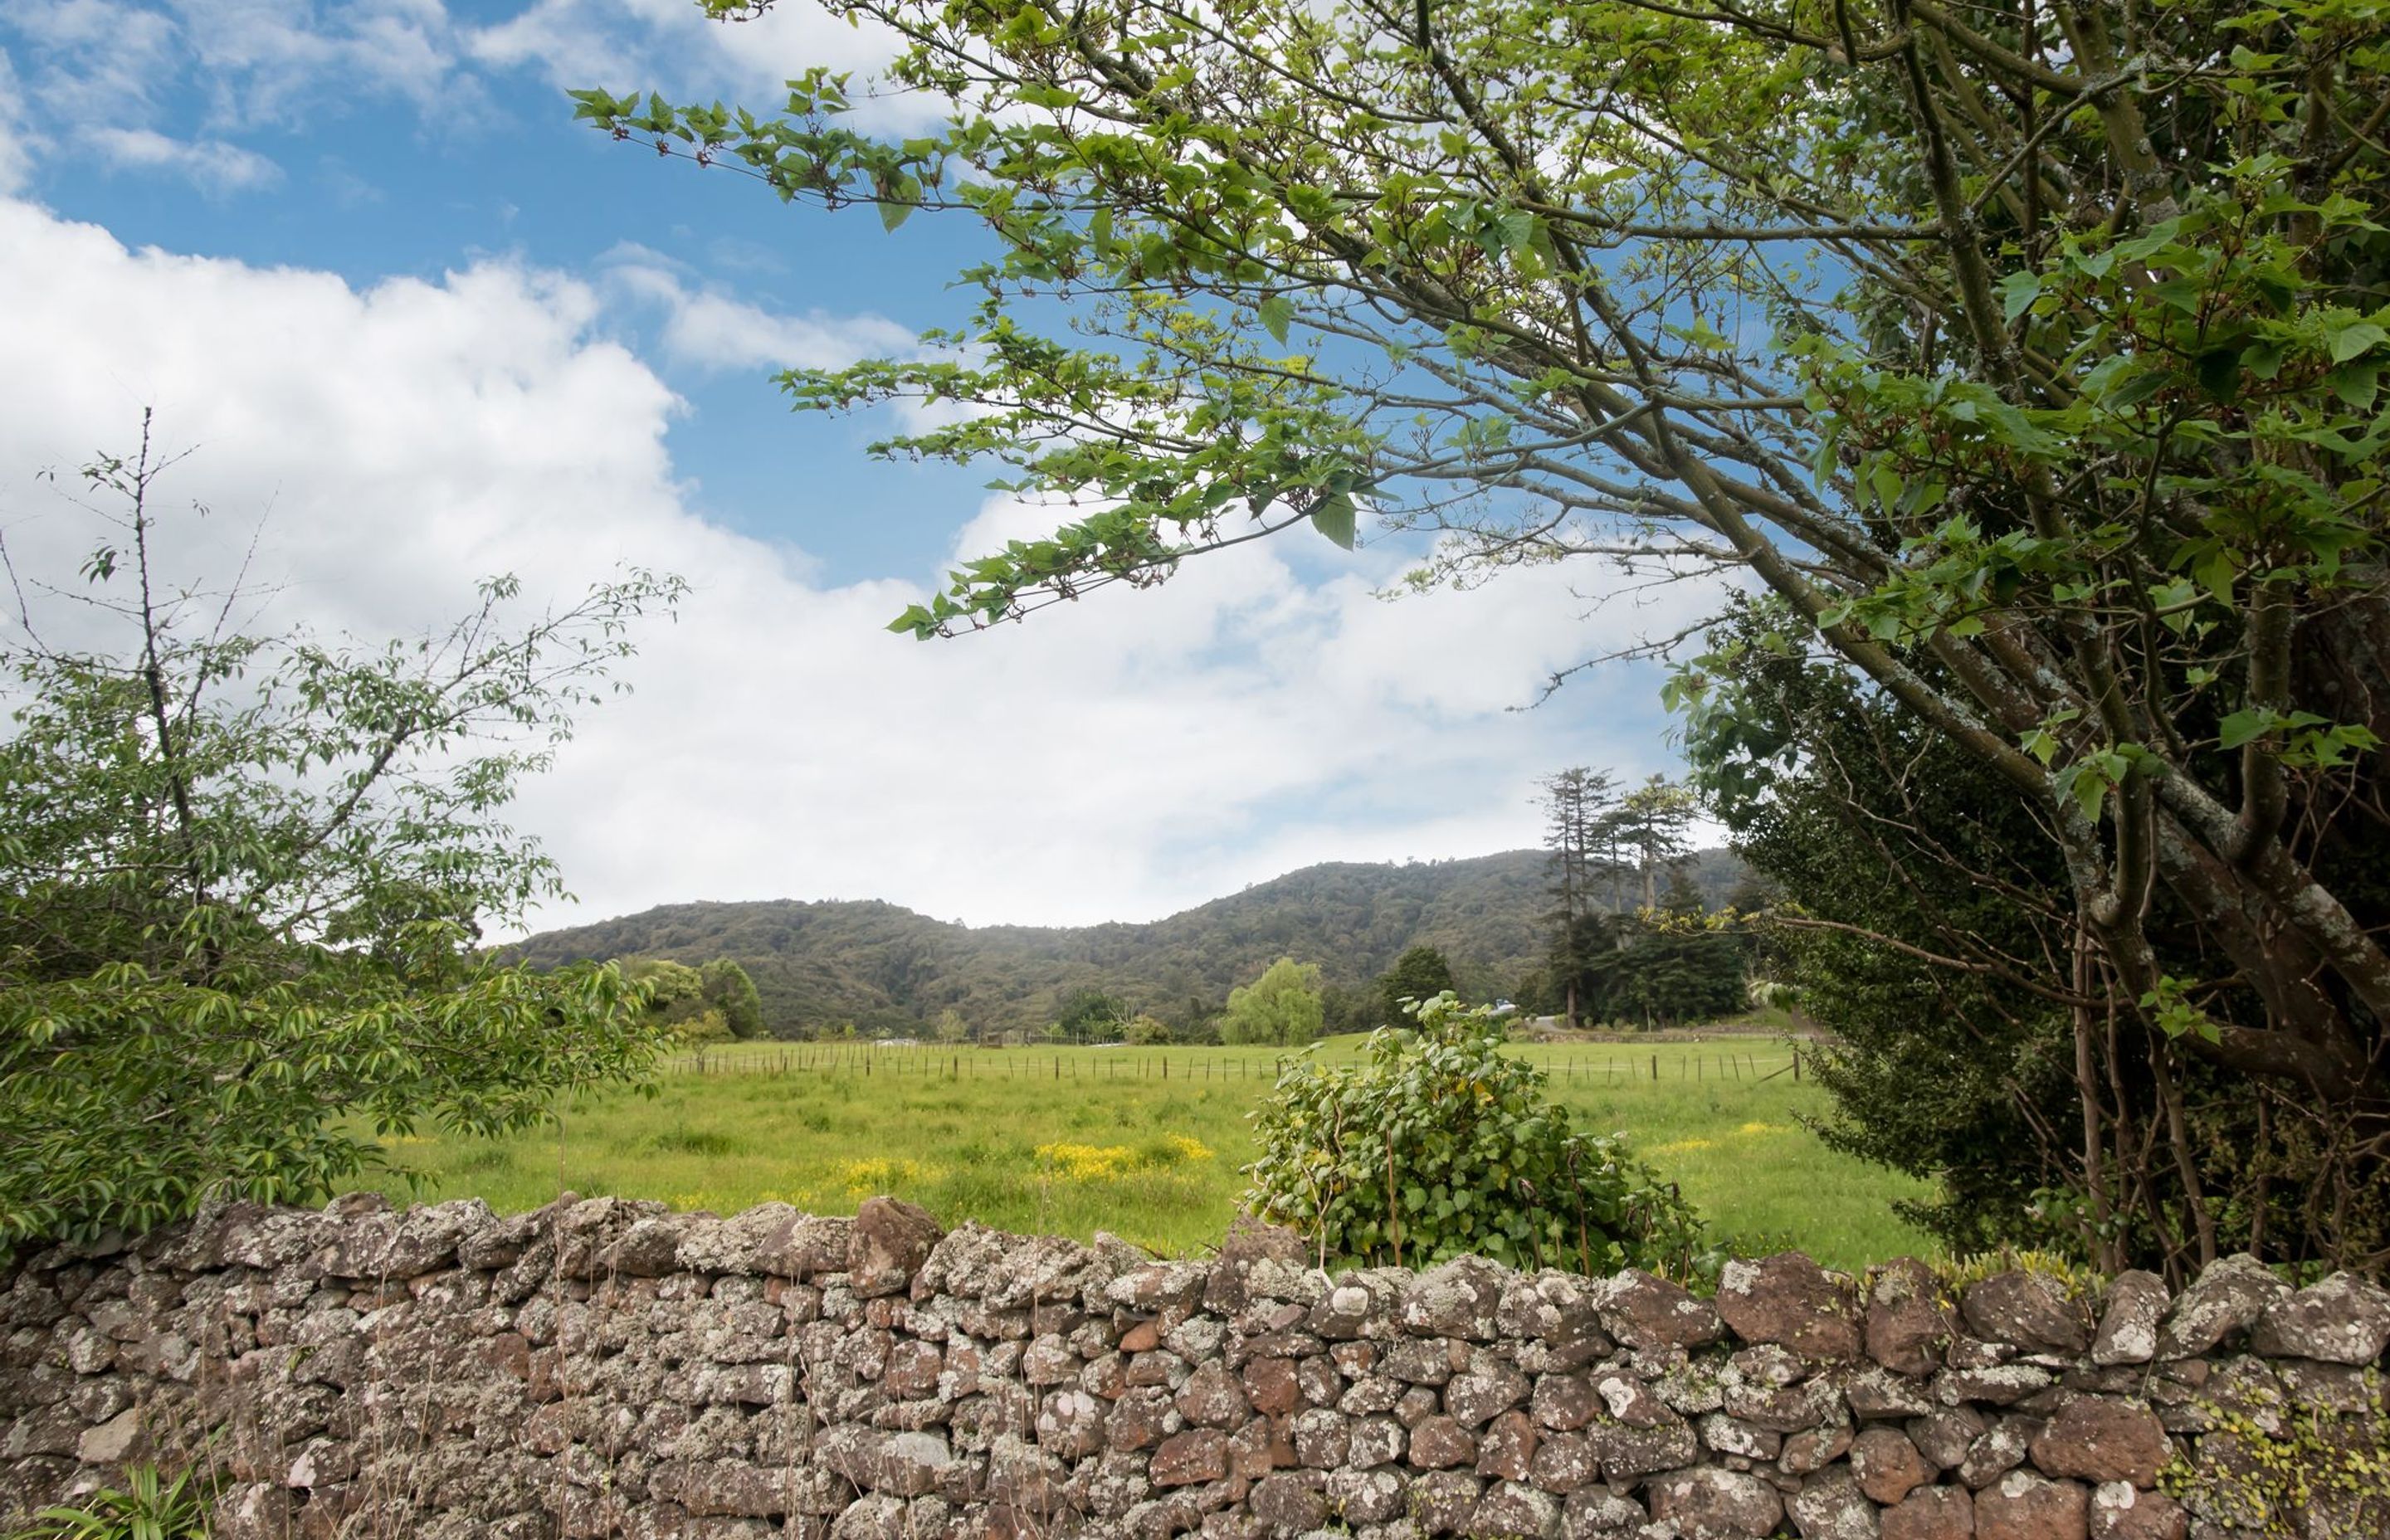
2 0 931 193
464 0 935 129
5 1 183 124
90 126 283 192
170 0 462 121
3 0 470 194
0 197 1707 933
0 54 35 194
599 245 916 371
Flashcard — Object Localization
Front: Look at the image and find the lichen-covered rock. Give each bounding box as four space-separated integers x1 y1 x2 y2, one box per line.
1787 1465 1881 1540
598 1216 687 1278
1205 1216 1310 1314
2155 1255 2286 1359
1529 1371 1599 1430
1719 1254 1862 1362
2087 1272 2168 1367
1846 1363 1939 1421
1866 1260 1954 1377
1880 1486 1973 1540
1249 1469 1327 1533
1394 1468 1471 1533
1446 1357 1529 1427
1562 1488 1649 1538
1936 1363 2052 1409
0 1210 2352 1540
1306 1273 1393 1340
676 1203 806 1276
1381 1335 1466 1386
1149 1427 1228 1488
758 1212 854 1280
1698 1412 1778 1461
1649 1467 1787 1539
1476 1409 1538 1480
1958 1415 2039 1490
1783 1421 1856 1476
1397 1256 1507 1342
1593 1269 1724 1350
1724 1372 1845 1434
1908 1407 1988 1472
2086 1481 2186 1540
1328 1464 1408 1524
1592 1417 1700 1480
2028 1397 2170 1488
848 1197 943 1299
1977 1469 2088 1540
2246 1272 2390 1365
1407 1415 1477 1469
1963 1272 2092 1357
1497 1271 1608 1355
320 1201 478 1281
1851 1427 1932 1505
1470 1479 1562 1539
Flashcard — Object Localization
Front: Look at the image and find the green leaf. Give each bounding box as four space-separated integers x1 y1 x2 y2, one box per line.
1311 490 1356 549
2217 709 2275 750
2327 361 2381 413
1257 295 1294 347
2193 548 2236 602
2328 320 2388 363
2194 344 2245 402
1998 270 2042 325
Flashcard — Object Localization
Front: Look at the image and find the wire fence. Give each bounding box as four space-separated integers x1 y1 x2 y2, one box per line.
658 1042 1805 1086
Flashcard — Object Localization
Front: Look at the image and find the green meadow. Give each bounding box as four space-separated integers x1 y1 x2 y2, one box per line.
366 1039 1935 1271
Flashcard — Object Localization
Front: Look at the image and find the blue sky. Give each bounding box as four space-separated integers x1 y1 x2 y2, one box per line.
0 0 1712 933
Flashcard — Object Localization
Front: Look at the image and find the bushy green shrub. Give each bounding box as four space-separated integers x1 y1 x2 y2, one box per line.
1242 993 1712 1277
20 1464 211 1538
0 432 676 1253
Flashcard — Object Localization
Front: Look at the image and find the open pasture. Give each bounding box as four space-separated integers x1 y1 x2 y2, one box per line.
368 1039 1935 1270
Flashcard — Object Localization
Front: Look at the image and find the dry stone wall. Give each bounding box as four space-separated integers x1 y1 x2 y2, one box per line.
3 1193 2388 1540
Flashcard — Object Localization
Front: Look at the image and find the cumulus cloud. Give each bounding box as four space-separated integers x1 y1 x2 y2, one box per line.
0 197 1712 933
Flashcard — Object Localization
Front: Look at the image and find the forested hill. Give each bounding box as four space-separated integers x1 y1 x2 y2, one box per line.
513 847 1748 1038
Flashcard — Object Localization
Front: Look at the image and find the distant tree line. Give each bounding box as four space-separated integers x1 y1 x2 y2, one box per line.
617 957 766 1042
1522 768 1754 1031
515 848 1753 1042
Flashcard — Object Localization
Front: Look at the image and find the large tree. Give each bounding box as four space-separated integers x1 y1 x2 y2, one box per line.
1377 942 1458 1025
1538 767 1617 1027
587 0 2390 1264
1222 957 1325 1045
0 420 682 1250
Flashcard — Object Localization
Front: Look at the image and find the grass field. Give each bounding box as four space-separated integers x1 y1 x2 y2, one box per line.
364 1039 1936 1271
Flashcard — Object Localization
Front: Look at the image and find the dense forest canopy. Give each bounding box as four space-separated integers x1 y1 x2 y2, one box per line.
514 847 1749 1036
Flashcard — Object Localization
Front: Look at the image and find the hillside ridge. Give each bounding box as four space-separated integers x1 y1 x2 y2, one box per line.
515 847 1747 1036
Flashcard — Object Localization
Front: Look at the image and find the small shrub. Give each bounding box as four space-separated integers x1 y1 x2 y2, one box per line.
1242 993 1713 1278
640 1128 744 1158
2159 1378 2390 1538
20 1464 211 1539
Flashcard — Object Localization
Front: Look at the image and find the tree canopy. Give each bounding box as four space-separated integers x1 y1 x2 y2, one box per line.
586 0 2390 1265
1221 956 1325 1045
1376 943 1457 1025
0 421 682 1249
